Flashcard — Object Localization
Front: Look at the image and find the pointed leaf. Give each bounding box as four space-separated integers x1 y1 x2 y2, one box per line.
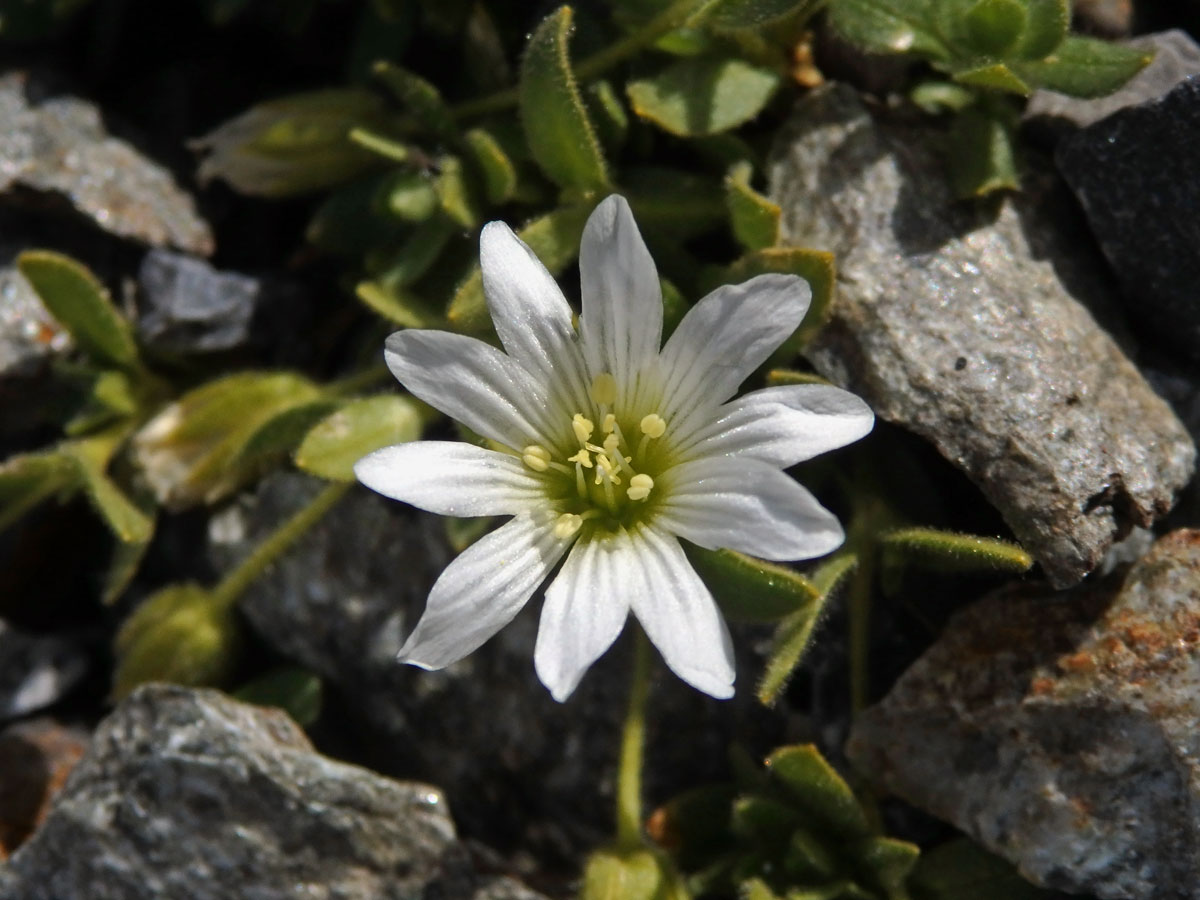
686 545 820 623
519 6 610 192
627 56 782 137
434 155 481 228
852 836 921 894
725 161 780 252
464 127 518 204
881 527 1033 574
1010 35 1152 98
447 202 593 332
233 665 323 727
295 395 424 482
102 530 153 605
765 369 833 387
18 251 138 370
0 450 79 533
766 745 870 839
71 452 154 544
756 584 832 706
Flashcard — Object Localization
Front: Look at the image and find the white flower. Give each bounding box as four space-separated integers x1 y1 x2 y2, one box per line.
355 196 874 702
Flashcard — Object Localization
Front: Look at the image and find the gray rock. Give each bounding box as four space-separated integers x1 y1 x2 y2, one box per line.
1026 30 1200 127
0 684 550 900
0 621 89 721
847 529 1200 899
0 254 72 436
768 84 1195 587
209 472 780 862
1056 77 1200 366
0 71 213 255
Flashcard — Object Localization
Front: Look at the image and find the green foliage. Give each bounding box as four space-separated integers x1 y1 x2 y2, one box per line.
294 395 424 482
233 666 324 727
826 0 1150 196
657 744 919 899
627 57 782 137
687 546 821 623
582 846 691 900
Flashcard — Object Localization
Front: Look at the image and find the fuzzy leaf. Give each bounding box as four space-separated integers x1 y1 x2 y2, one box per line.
766 745 871 840
233 666 323 727
1010 35 1152 98
755 578 833 707
947 106 1020 198
962 0 1026 57
1011 0 1069 60
725 162 780 252
627 56 782 137
295 395 424 482
434 155 482 228
381 170 439 221
687 545 820 623
464 127 518 204
695 0 820 28
581 846 690 900
852 836 921 893
18 251 138 370
372 61 457 139
825 0 949 60
70 448 154 544
447 203 594 332
949 61 1031 95
881 527 1033 573
0 450 78 533
519 6 610 193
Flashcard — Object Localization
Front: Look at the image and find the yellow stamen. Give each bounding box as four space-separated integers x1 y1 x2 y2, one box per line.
640 414 666 439
590 372 617 406
594 453 621 486
553 513 583 539
568 448 593 468
602 413 616 434
627 473 654 501
522 445 551 472
602 433 621 454
572 413 594 444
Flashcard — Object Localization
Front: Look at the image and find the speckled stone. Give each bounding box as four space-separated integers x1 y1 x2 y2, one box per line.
0 685 549 900
1057 77 1200 367
768 83 1195 587
0 71 213 255
847 529 1200 899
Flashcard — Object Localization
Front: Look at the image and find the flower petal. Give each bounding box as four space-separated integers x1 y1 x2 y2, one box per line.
578 196 663 397
398 511 572 669
628 525 735 699
673 384 875 467
657 457 843 561
355 441 545 516
385 329 556 450
534 530 634 702
480 222 591 411
655 274 810 435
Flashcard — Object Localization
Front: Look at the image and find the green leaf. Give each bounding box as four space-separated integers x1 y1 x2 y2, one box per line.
112 583 243 700
911 838 1057 900
1010 35 1152 98
434 155 482 228
852 836 921 893
687 545 820 623
233 665 324 727
730 794 803 847
372 61 458 140
102 529 153 605
909 80 976 114
70 447 154 544
949 61 1031 95
947 105 1020 198
741 879 783 900
380 170 439 221
519 6 610 193
347 126 412 164
765 369 832 386
725 161 780 252
370 217 456 291
64 369 140 436
784 827 840 881
18 251 138 370
627 56 782 137
695 0 821 29
1010 0 1069 60
0 450 78 533
766 745 871 840
585 80 631 155
464 127 518 204
295 395 424 482
880 527 1033 573
825 0 950 60
725 247 835 352
581 846 690 900
235 400 339 464
355 281 443 328
194 89 387 197
756 581 833 707
962 0 1026 57
624 167 728 241
447 203 594 332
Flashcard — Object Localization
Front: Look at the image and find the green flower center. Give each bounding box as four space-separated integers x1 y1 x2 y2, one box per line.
521 372 671 536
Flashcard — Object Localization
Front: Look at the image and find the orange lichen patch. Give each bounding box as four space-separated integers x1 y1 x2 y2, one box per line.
644 806 676 849
1030 676 1057 696
1058 651 1097 674
0 720 88 858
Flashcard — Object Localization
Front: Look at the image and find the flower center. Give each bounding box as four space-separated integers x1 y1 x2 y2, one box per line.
521 373 670 538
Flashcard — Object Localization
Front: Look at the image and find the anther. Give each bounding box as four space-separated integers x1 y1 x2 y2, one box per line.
627 473 654 501
572 414 594 444
522 445 551 472
590 373 617 406
568 448 593 468
602 413 616 434
640 414 666 439
553 513 583 539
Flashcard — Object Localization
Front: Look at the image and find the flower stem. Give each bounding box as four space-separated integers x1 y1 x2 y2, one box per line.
616 625 652 850
210 480 351 612
450 0 707 121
